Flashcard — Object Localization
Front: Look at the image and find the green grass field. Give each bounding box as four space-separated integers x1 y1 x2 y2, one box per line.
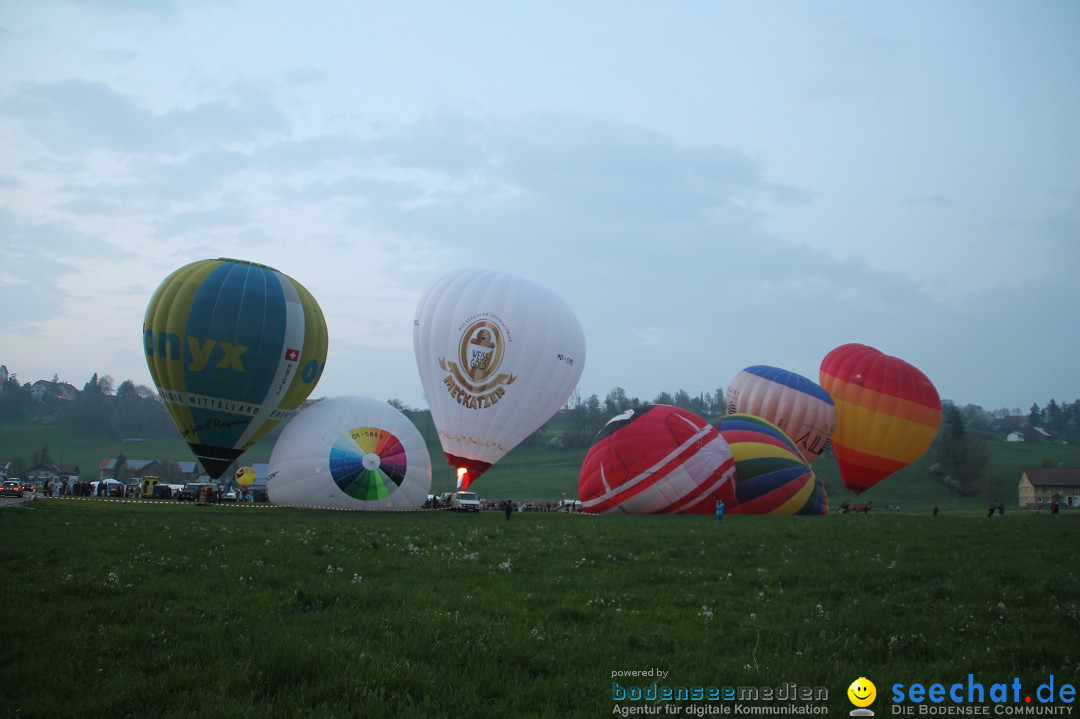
1 499 1077 718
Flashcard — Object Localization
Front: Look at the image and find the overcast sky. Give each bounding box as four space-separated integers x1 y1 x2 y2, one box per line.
1 0 1077 414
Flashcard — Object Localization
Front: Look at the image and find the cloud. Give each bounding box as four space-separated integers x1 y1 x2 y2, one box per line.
0 210 112 329
318 113 810 265
2 80 1054 408
284 68 327 87
97 49 138 65
1 79 289 154
50 147 253 215
1038 194 1080 273
905 195 954 207
155 206 250 237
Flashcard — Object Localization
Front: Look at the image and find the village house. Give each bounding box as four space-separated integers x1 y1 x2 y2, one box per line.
28 379 81 401
1018 467 1080 508
25 462 82 485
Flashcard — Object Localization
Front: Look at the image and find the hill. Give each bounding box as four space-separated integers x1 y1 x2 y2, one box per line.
2 415 1079 507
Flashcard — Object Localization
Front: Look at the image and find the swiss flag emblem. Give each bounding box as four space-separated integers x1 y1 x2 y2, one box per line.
285 348 300 362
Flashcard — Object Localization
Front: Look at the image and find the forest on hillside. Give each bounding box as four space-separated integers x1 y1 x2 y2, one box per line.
4 368 1078 445
2 369 1078 499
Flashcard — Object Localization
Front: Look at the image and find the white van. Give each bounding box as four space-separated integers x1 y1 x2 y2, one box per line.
449 491 481 512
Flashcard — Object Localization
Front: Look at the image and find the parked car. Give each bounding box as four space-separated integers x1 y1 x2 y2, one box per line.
178 482 210 501
1 480 23 497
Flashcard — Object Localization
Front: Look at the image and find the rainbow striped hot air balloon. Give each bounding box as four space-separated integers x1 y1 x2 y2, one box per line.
819 343 942 495
144 258 329 479
714 414 827 515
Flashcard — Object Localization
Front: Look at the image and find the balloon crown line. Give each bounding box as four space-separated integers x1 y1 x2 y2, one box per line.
215 257 279 272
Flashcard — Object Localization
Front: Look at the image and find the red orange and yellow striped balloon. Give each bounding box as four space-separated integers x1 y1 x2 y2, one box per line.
819 343 941 495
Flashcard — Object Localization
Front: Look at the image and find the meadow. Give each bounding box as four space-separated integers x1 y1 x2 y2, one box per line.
1 498 1077 718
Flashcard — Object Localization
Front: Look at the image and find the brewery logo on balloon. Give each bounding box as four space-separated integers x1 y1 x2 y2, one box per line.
439 316 517 409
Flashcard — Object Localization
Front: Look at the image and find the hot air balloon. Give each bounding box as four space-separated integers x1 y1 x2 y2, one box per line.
578 405 737 514
143 258 329 479
413 268 585 489
725 365 836 463
713 414 827 515
234 466 257 488
267 396 431 511
819 343 942 495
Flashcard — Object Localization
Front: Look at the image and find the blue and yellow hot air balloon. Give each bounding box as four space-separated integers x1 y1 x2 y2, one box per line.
143 258 328 478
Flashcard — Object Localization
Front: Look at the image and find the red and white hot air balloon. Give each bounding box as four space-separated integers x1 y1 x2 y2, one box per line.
578 405 737 514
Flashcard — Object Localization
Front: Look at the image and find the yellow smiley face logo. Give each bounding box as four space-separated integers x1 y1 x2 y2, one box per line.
848 677 876 708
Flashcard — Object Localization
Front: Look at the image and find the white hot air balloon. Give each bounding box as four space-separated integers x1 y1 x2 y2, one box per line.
413 268 586 489
725 365 836 463
267 396 431 510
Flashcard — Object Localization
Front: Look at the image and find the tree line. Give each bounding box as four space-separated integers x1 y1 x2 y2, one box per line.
4 368 1076 500
0 373 177 439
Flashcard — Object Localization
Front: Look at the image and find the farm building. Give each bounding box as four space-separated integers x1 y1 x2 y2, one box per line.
1006 428 1058 443
1018 467 1080 507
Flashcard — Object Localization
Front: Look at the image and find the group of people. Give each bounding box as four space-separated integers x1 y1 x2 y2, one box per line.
424 496 575 512
983 501 1065 517
1035 502 1062 517
35 479 122 498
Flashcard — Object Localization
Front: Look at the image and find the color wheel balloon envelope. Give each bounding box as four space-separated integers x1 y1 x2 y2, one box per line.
713 414 827 515
725 365 836 463
413 268 586 489
143 258 329 479
819 343 942 495
267 396 431 510
578 405 736 514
